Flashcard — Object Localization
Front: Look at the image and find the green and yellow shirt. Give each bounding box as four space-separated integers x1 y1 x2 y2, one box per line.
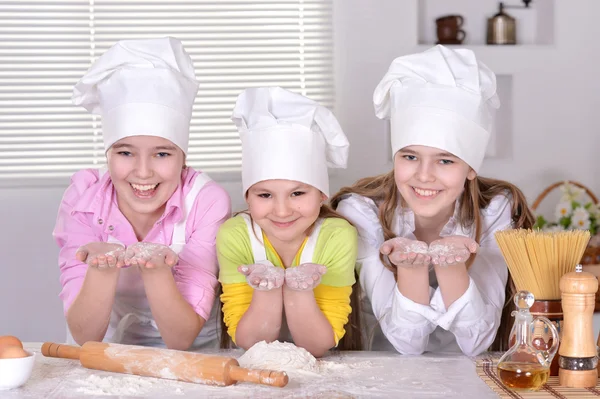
217 215 357 344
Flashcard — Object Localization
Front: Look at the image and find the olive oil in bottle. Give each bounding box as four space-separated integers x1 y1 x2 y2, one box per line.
497 362 550 391
496 291 559 391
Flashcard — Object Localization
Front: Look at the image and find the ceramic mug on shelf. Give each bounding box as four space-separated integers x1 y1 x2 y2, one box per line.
435 15 466 45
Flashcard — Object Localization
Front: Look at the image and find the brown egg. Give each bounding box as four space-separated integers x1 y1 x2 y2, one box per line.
0 345 29 359
0 335 23 351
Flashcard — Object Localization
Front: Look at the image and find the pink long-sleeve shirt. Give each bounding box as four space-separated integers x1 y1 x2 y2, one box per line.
53 167 231 321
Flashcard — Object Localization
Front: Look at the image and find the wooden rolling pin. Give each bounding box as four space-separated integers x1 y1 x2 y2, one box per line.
42 341 288 388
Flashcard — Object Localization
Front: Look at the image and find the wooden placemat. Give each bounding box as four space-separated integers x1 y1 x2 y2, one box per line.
476 353 600 398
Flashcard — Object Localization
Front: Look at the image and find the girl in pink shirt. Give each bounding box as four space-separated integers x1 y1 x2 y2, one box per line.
52 37 231 350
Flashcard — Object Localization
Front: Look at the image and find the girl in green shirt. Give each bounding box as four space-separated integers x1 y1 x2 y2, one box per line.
217 87 362 357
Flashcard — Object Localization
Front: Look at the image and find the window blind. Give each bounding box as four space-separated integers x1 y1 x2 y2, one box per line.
0 0 334 181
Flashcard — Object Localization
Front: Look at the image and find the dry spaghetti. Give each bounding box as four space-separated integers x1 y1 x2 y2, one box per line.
494 229 590 299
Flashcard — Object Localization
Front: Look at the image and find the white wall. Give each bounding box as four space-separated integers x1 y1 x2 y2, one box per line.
2 0 600 343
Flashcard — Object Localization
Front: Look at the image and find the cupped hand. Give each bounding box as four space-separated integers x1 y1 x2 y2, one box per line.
75 242 126 269
238 261 285 291
284 263 328 291
380 237 431 268
124 243 178 269
429 236 478 267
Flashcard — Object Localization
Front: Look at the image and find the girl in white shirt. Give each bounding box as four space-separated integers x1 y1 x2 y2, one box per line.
330 45 534 356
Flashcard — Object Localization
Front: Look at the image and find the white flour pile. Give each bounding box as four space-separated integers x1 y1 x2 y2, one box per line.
74 374 184 396
237 340 371 377
238 341 319 374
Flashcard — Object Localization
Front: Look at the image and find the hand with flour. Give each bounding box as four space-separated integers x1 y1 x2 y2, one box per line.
123 242 178 269
238 260 285 291
429 236 478 267
76 242 126 269
380 237 431 268
285 263 328 291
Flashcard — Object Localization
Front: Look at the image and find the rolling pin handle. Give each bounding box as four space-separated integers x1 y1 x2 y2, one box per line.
228 365 289 388
41 342 82 360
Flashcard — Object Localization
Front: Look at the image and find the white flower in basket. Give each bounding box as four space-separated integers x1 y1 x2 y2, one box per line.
555 201 572 221
571 207 591 230
534 181 599 236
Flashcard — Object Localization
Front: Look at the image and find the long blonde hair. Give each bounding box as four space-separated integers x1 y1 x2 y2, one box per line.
219 203 363 351
330 171 534 351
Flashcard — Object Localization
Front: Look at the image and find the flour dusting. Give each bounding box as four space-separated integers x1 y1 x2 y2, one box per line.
126 242 168 259
429 243 472 261
160 367 177 379
406 243 429 254
104 248 123 257
428 244 453 256
74 374 184 396
285 263 327 290
103 344 220 385
242 263 284 290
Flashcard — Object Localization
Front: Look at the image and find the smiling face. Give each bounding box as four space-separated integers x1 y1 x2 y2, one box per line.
245 179 326 248
106 135 185 223
394 145 476 222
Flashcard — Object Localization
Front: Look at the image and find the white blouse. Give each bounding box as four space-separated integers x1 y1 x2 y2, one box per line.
336 193 513 356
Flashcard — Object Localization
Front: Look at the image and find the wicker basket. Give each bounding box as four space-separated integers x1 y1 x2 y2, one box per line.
532 181 600 310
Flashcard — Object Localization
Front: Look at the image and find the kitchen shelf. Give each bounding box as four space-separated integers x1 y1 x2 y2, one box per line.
417 0 555 47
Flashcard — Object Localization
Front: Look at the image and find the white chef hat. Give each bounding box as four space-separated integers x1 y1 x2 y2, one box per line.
373 44 500 172
72 37 199 154
232 87 349 197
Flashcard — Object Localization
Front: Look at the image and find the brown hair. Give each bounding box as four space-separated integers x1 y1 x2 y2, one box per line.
330 172 534 351
219 204 363 351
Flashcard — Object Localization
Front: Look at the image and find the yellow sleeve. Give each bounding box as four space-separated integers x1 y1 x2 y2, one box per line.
217 215 254 285
216 216 256 343
314 218 357 287
220 282 253 344
314 284 352 344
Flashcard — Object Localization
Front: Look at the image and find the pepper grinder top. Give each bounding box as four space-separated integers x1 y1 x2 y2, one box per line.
560 264 598 296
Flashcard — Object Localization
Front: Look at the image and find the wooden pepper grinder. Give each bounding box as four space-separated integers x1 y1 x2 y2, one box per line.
559 264 599 387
